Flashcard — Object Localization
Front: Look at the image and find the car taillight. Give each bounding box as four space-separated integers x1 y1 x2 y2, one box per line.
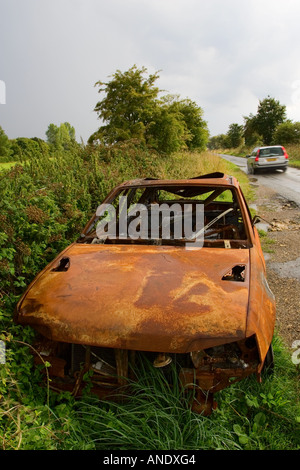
282 147 289 159
255 150 259 162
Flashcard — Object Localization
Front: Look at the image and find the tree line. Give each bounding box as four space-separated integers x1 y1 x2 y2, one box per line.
3 66 298 159
0 65 210 161
0 122 79 162
209 95 300 150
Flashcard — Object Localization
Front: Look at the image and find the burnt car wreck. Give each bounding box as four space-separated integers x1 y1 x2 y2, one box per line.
14 173 276 414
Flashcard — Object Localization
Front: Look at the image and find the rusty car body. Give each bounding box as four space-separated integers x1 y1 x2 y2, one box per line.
14 173 276 414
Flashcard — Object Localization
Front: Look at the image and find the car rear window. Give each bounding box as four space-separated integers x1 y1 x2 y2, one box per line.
259 147 284 157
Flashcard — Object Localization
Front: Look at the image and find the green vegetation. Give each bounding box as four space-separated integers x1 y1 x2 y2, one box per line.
0 142 299 450
0 161 18 170
244 96 286 146
209 95 300 168
45 122 77 151
257 229 276 254
283 144 300 168
273 121 300 145
89 65 209 154
0 67 299 450
226 123 244 148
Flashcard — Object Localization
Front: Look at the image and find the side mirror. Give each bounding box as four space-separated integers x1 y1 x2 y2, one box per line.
252 215 261 225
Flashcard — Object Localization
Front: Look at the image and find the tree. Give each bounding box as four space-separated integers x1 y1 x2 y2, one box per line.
255 96 286 145
226 123 244 148
208 134 229 150
90 65 209 154
46 122 76 151
244 96 286 146
147 101 188 154
31 137 50 156
273 121 300 145
46 123 59 147
91 65 161 145
168 97 209 151
243 114 263 147
10 137 49 161
0 126 12 161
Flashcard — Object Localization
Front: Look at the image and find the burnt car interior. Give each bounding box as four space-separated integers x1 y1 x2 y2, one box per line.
81 177 250 249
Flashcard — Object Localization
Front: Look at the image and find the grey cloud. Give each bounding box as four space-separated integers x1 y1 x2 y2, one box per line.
1 0 300 141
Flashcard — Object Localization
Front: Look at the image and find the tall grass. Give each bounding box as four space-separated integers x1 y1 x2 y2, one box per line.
1 332 299 450
285 144 300 167
74 357 242 451
72 335 300 451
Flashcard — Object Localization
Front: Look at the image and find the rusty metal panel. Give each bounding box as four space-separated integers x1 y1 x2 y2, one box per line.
246 237 276 366
16 244 250 353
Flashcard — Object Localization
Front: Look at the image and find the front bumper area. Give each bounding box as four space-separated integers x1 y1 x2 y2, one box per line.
32 334 260 415
253 163 288 170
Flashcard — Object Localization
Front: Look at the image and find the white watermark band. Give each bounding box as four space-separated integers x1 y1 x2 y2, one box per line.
95 197 205 249
0 80 6 104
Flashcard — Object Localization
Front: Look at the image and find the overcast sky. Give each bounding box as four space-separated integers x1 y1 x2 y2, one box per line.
1 0 300 143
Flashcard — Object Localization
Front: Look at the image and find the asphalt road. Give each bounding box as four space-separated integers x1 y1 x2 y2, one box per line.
220 154 300 207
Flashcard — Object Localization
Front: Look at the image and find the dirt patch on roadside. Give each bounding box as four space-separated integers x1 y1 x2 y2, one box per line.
251 183 300 348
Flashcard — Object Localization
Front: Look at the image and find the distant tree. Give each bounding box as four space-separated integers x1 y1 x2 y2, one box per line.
147 101 188 154
0 126 12 161
208 134 229 150
243 114 263 147
46 122 76 151
31 137 50 155
10 137 47 161
167 97 209 151
255 96 286 144
226 123 244 148
63 122 76 141
273 121 300 145
46 123 59 147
